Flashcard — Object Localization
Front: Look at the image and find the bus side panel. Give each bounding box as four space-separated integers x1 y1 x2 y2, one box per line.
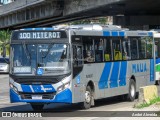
72 59 155 103
127 60 154 91
72 63 105 103
155 58 160 80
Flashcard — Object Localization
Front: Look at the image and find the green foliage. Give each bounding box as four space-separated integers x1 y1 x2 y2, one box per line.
71 19 91 25
0 30 11 44
135 97 160 109
99 18 107 24
71 17 108 25
0 30 11 55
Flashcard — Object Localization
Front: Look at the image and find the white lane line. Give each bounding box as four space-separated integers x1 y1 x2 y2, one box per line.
65 117 99 120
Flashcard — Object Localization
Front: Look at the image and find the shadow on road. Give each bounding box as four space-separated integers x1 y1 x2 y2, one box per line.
0 95 131 112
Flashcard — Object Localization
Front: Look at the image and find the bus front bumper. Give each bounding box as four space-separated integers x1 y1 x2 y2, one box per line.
10 88 72 104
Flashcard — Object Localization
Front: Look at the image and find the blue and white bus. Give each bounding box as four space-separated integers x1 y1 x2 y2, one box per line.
153 31 160 85
7 25 155 110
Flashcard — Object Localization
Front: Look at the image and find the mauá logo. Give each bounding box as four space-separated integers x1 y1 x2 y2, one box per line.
132 63 147 73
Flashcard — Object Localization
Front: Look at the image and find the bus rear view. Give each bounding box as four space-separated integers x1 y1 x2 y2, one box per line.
9 28 72 110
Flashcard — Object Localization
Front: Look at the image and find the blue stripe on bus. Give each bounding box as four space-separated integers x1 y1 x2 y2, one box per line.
119 61 127 86
21 85 55 93
42 85 56 92
150 59 155 82
10 88 72 103
21 85 32 93
112 31 118 36
98 62 112 89
148 32 153 36
103 31 110 36
31 85 43 92
103 31 125 37
156 58 160 64
119 32 125 36
110 62 119 88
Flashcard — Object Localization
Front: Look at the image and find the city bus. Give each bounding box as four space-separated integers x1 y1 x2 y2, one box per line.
6 25 155 111
153 31 160 85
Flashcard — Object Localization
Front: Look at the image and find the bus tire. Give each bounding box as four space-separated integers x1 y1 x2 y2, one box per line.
156 80 160 85
81 86 92 109
127 79 136 101
31 104 44 111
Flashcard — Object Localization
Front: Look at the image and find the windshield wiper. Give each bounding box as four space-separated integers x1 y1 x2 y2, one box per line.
41 44 54 59
22 42 31 60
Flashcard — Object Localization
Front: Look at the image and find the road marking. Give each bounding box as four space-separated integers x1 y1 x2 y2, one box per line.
65 117 99 120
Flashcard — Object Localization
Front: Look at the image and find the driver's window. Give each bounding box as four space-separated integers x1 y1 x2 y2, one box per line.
73 45 83 67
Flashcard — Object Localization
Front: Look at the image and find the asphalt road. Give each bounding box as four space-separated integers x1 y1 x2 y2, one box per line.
0 74 160 120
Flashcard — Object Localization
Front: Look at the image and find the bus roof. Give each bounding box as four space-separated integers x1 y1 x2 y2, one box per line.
14 24 153 37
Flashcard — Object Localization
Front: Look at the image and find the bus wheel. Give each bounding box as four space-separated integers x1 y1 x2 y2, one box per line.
81 86 92 109
156 80 160 85
127 79 136 101
31 104 44 111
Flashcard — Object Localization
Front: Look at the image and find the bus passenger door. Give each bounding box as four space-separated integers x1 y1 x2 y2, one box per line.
110 39 122 88
72 45 84 103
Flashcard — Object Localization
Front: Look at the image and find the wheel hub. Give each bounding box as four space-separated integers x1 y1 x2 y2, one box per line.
85 91 91 103
131 85 135 97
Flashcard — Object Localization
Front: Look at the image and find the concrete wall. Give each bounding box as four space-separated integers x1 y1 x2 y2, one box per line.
64 0 121 15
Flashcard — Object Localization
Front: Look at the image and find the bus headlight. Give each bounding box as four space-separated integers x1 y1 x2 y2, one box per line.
9 83 18 94
57 82 70 93
9 83 14 89
64 82 70 89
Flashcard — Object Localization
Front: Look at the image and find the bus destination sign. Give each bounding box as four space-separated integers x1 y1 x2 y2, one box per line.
12 31 67 40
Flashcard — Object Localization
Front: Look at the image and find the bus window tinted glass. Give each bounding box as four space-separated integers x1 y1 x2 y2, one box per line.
95 38 104 62
146 37 153 59
122 39 131 60
73 45 83 66
83 37 94 63
130 38 138 59
112 39 122 61
138 38 146 59
155 39 160 58
104 38 111 61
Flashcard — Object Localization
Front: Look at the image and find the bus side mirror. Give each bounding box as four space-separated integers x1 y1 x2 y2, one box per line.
2 46 6 58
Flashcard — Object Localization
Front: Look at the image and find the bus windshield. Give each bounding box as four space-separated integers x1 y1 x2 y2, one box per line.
11 43 71 76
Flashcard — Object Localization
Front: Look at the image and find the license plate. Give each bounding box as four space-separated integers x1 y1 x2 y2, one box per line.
32 95 42 100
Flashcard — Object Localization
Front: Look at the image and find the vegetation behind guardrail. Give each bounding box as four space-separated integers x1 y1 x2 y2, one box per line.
0 30 11 56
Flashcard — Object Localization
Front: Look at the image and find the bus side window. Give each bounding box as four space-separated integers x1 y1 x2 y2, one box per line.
122 39 131 60
130 38 138 60
138 38 146 59
112 38 122 61
155 39 160 58
95 38 103 62
73 45 83 66
83 36 94 63
84 50 94 62
104 38 111 61
146 37 153 59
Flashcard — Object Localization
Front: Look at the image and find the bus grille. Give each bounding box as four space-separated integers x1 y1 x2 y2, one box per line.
20 93 56 100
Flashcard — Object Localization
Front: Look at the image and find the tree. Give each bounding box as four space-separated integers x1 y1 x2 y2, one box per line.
71 17 108 25
0 30 11 55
